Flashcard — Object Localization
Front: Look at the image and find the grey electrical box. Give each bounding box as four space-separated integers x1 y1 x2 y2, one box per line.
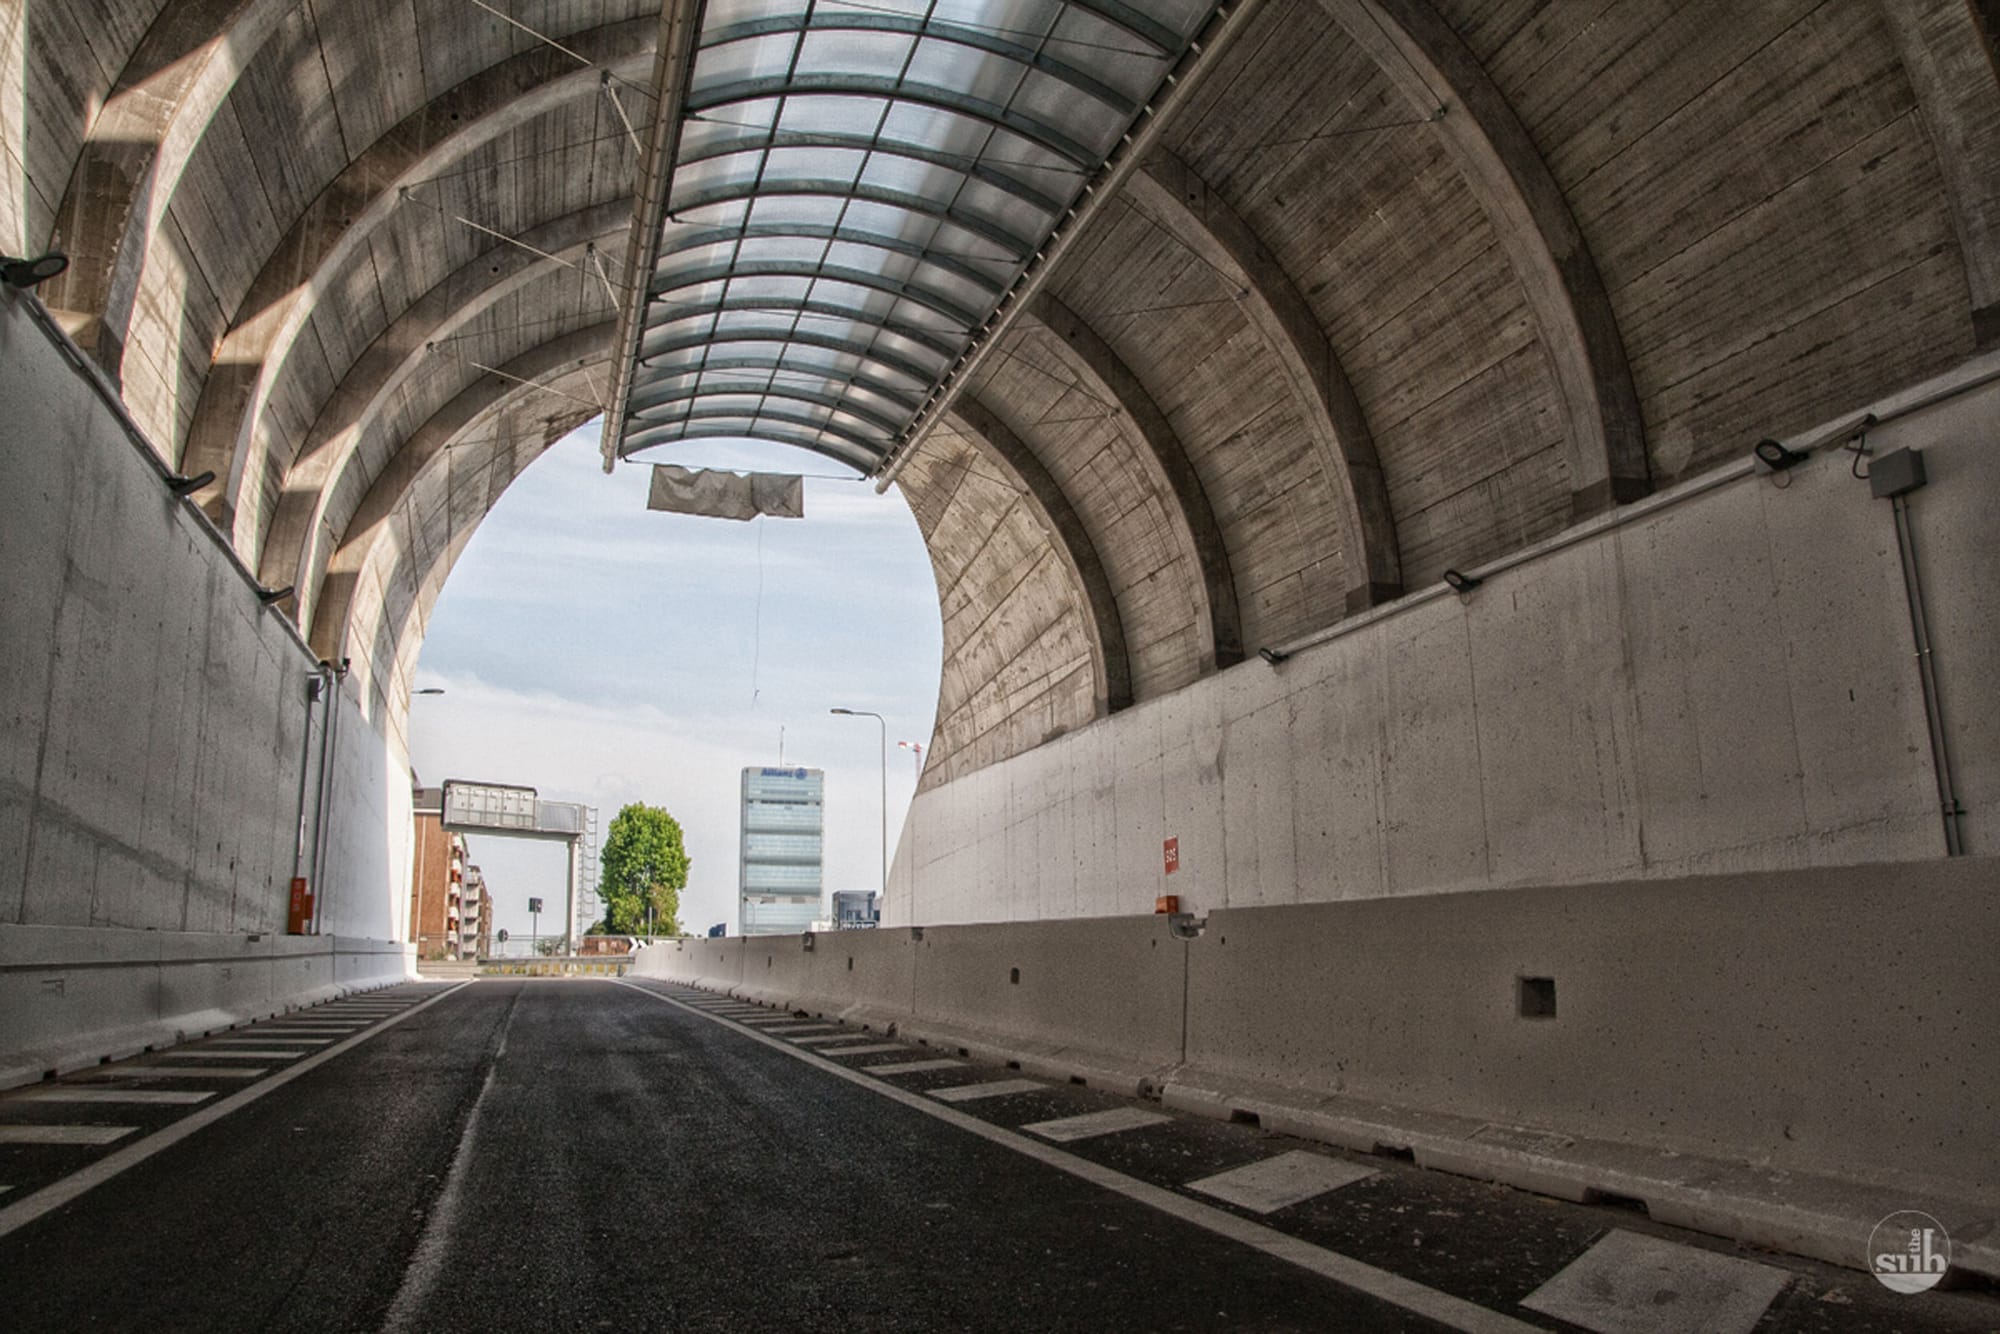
1869 447 1927 499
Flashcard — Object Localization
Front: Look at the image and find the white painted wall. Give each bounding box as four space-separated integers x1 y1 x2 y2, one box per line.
0 288 410 1084
889 357 2000 926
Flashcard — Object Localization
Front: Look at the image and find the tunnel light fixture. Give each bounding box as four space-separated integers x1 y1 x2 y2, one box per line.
1 251 69 288
1752 437 1808 471
1442 568 1483 594
166 469 215 496
1257 647 1289 666
257 584 294 605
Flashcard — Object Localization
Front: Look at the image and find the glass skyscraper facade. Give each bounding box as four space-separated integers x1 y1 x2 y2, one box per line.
739 767 824 936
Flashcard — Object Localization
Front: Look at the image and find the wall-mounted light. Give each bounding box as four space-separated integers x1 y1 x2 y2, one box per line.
1752 437 1808 471
258 584 294 605
166 469 215 496
1442 568 1483 594
1258 647 1289 666
414 687 445 696
0 252 69 288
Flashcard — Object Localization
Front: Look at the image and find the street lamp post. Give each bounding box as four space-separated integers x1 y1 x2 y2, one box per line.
830 708 886 897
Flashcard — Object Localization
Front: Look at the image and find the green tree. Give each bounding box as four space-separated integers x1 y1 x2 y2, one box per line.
599 803 689 937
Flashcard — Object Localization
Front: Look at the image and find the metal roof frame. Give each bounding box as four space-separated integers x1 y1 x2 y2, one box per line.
611 1 1219 473
630 382 908 436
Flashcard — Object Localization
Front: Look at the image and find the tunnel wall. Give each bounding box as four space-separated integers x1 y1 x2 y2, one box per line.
635 857 2000 1270
0 289 410 1088
886 356 2000 926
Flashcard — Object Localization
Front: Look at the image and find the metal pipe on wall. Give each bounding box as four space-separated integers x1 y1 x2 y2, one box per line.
308 660 348 931
1890 493 1966 855
291 675 322 883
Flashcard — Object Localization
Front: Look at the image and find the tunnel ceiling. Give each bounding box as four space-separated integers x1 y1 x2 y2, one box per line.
613 0 1218 474
7 0 1996 777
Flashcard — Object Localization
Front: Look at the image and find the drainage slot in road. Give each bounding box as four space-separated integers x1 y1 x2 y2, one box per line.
1009 967 1020 984
1230 1109 1261 1127
1518 975 1557 1018
1582 1188 1649 1216
1372 1143 1415 1162
1069 1075 1086 1087
1006 1059 1022 1070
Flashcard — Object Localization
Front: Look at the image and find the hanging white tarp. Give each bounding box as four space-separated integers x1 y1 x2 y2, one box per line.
646 464 804 521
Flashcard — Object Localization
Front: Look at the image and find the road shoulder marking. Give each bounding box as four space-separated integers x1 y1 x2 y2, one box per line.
615 980 1539 1334
0 984 470 1241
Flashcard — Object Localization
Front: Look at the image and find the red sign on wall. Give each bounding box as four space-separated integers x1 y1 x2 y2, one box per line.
287 877 315 935
1163 836 1179 874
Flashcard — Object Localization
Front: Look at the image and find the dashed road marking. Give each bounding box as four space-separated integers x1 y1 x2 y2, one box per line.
793 1034 889 1046
1021 1107 1171 1143
1520 1228 1789 1334
764 1024 837 1035
819 1043 908 1057
0 1126 138 1146
1186 1150 1375 1214
183 1049 305 1059
0 985 469 1242
865 1059 965 1076
204 1037 333 1046
620 982 1539 1334
11 1090 217 1106
929 1079 1046 1103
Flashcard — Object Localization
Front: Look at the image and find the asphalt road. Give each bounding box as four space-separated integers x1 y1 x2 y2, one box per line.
1 979 1992 1333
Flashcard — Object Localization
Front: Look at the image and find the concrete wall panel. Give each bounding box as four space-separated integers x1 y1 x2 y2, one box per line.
645 857 2000 1212
0 294 408 1087
1182 859 2000 1200
893 365 2000 925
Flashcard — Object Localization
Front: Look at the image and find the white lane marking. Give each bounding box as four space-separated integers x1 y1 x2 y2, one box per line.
204 1037 333 1046
1187 1150 1376 1214
75 1066 267 1081
180 1049 304 1059
1521 1228 1789 1334
258 1024 368 1031
12 1090 216 1106
1021 1107 1171 1142
0 983 471 1241
763 1024 838 1035
0 1126 138 1145
792 1034 882 1046
618 980 1539 1334
379 987 522 1332
929 1079 1047 1103
866 1059 966 1076
818 1043 908 1057
738 1016 804 1025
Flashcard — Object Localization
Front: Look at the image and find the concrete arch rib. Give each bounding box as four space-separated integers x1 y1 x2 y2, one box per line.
172 28 654 560
261 200 630 632
1126 150 1403 613
1023 293 1244 672
1879 0 2000 348
370 383 603 735
947 395 1133 716
311 321 616 670
37 0 296 375
1317 0 1650 517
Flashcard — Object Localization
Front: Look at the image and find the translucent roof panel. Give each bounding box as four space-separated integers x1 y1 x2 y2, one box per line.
618 0 1217 473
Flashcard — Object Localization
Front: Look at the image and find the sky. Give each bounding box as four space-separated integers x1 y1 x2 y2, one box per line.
406 422 943 942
